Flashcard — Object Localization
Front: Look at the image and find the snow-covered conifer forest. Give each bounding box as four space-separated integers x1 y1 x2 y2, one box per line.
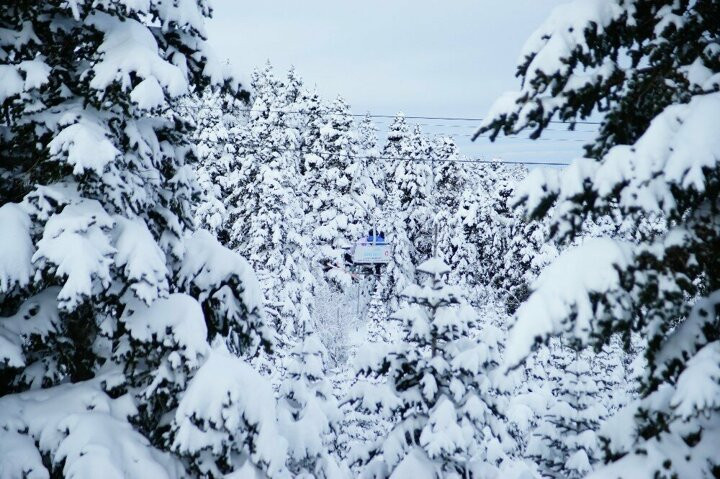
1 1 718 478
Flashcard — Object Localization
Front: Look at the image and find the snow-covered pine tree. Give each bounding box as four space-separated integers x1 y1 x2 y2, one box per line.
497 210 554 315
480 1 720 476
281 65 304 112
439 185 483 296
191 87 246 243
381 112 412 161
376 189 415 312
225 62 279 251
435 209 476 291
225 64 313 345
276 66 306 174
527 347 607 478
350 258 515 478
338 287 393 476
455 161 549 311
504 340 556 460
432 136 468 211
485 164 527 284
0 2 283 477
431 136 475 288
278 323 345 478
356 113 386 225
592 336 630 416
171 335 286 477
485 164 515 284
364 286 392 345
311 274 359 369
394 125 435 263
459 164 509 287
305 96 365 289
298 88 326 177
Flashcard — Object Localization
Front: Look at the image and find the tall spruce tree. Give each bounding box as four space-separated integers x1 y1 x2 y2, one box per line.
395 125 435 263
349 258 515 477
456 161 556 312
190 87 246 243
432 136 474 288
278 324 345 478
356 114 386 226
527 347 607 479
227 65 313 343
305 96 364 289
381 113 412 161
0 1 282 476
432 136 468 211
298 88 325 177
376 190 415 311
481 1 720 476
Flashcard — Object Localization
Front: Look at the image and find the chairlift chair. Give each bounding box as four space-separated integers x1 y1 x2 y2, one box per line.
348 229 391 275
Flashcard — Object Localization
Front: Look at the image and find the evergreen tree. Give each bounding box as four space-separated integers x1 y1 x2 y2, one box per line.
298 88 326 177
190 87 246 243
452 162 551 310
393 125 435 263
226 64 312 342
506 340 557 457
440 186 483 294
432 136 468 211
481 2 720 475
460 164 512 288
381 113 412 161
364 286 393 345
0 2 279 476
337 287 396 475
281 65 304 111
350 258 514 477
312 275 358 369
278 326 345 478
431 136 475 288
224 63 278 252
305 96 364 289
527 347 607 479
171 339 287 477
376 190 414 311
592 337 630 415
435 209 476 290
356 114 386 226
498 212 554 315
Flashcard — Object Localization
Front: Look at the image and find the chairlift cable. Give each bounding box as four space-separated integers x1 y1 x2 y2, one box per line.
131 141 573 177
175 104 603 125
190 139 576 166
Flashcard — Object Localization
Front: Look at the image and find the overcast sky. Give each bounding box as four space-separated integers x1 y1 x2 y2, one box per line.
206 1 593 165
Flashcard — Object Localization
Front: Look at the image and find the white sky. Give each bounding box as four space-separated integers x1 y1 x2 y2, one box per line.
206 1 593 165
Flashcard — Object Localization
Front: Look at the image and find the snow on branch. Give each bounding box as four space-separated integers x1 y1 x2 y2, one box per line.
32 199 115 311
0 375 180 478
0 203 34 294
171 345 287 477
504 237 633 369
113 217 169 305
122 293 209 371
594 92 720 212
177 230 271 355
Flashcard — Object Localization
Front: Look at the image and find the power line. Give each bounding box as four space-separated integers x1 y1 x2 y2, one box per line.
198 130 590 142
376 123 598 133
130 139 572 180
190 139 572 167
186 108 596 141
175 104 603 126
10 117 580 185
458 134 588 142
134 155 568 180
